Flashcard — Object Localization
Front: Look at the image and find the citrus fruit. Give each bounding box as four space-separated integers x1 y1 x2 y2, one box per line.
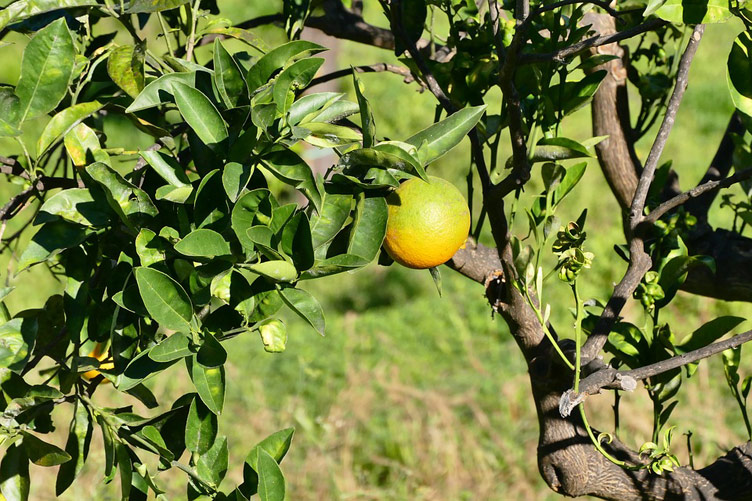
383 176 471 269
82 342 114 383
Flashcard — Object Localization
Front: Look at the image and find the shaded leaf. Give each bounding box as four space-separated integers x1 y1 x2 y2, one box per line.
185 396 218 454
279 287 325 335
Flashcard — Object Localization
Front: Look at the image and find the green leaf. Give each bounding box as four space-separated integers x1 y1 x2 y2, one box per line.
246 40 326 93
124 0 190 13
0 319 29 372
15 18 75 122
258 319 287 353
310 190 352 249
175 229 231 257
393 0 427 55
232 189 274 251
86 162 158 225
17 221 87 271
107 44 146 99
0 443 29 501
429 266 442 297
135 228 168 267
185 396 218 455
97 414 116 482
247 429 295 470
55 401 92 496
222 162 253 202
37 188 111 227
213 39 247 109
22 433 71 467
37 101 103 155
728 32 752 114
196 435 228 487
149 332 193 362
405 105 486 165
115 443 131 500
257 449 285 501
341 143 426 181
279 287 325 335
172 83 229 146
0 0 99 32
347 195 387 261
352 69 375 147
288 92 343 125
279 211 313 271
63 123 109 167
197 333 227 367
299 254 370 279
139 150 191 187
655 0 732 24
532 162 587 220
262 149 322 212
678 316 745 353
246 260 298 283
187 356 225 415
300 122 362 148
135 267 193 332
204 27 269 53
273 58 325 113
125 72 195 113
118 347 177 391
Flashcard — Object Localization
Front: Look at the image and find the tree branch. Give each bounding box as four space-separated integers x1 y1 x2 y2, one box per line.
308 63 418 88
587 14 641 211
686 111 745 220
644 166 752 224
581 25 704 364
520 18 668 64
628 24 705 230
561 329 752 416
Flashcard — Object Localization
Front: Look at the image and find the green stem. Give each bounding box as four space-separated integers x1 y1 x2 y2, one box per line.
572 281 583 393
578 404 640 470
523 287 574 370
158 12 176 58
185 0 202 62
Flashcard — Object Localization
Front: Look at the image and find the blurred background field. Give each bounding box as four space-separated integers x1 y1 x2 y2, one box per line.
1 1 752 499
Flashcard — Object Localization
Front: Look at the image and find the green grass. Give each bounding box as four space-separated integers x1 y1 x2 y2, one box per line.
2 6 752 501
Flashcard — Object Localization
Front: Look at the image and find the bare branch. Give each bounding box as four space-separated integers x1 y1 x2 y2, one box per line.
629 24 705 230
581 25 704 364
491 0 531 196
308 63 418 88
645 166 752 224
686 111 745 219
561 329 752 416
520 18 667 64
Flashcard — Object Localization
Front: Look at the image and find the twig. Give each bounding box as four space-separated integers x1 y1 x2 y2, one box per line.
531 0 622 23
686 111 745 219
629 24 705 230
388 0 455 113
491 0 531 196
560 329 752 416
581 25 704 364
520 18 668 64
308 63 418 88
645 166 752 224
